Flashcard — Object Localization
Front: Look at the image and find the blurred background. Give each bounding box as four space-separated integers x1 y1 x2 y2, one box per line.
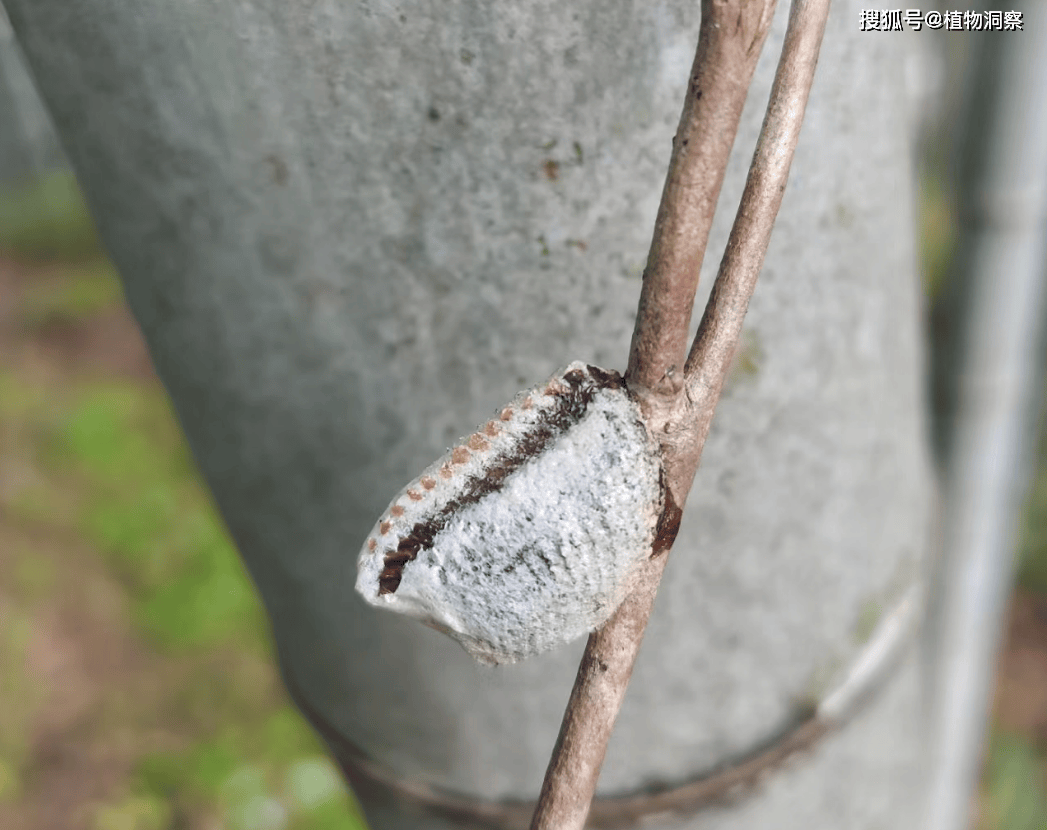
2 9 1046 830
0 16 367 830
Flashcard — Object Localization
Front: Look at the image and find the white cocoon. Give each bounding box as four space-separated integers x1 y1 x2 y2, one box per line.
355 362 664 664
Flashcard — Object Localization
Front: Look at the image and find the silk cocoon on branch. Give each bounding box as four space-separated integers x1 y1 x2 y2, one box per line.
355 362 664 664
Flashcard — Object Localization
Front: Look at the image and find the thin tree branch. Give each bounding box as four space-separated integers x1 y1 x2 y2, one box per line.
530 2 831 828
683 0 831 427
625 0 778 405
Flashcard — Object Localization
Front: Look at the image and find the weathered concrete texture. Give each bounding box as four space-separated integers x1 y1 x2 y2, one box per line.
652 653 927 830
7 0 932 827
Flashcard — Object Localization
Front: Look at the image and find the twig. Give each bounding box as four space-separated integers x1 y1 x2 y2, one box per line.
625 0 779 405
530 2 831 828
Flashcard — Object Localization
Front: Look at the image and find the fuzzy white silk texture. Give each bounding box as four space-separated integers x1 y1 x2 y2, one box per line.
355 362 665 664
